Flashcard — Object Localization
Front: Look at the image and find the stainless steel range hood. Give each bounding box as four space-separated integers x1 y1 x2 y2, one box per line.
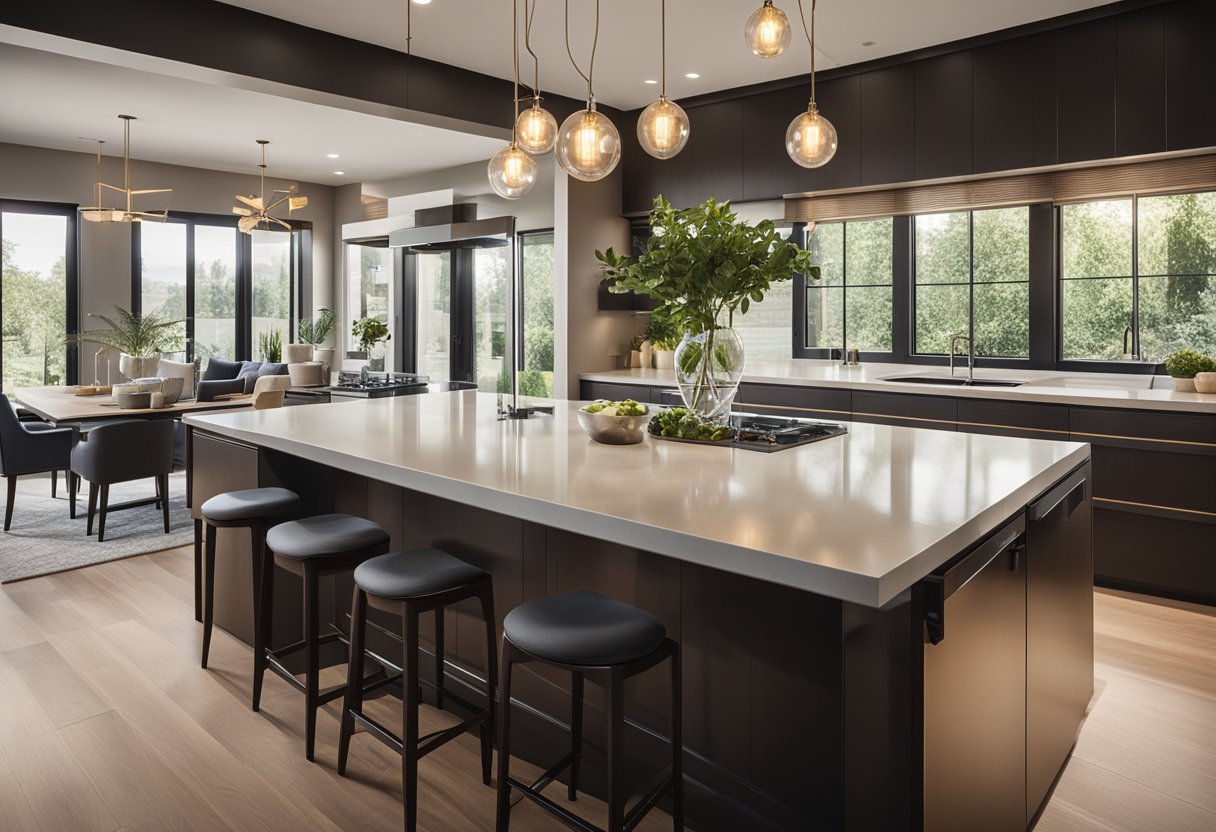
387 204 515 252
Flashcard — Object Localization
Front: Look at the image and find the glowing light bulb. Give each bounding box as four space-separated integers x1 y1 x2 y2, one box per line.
555 106 621 182
786 104 837 168
487 142 537 199
745 1 792 59
515 100 559 155
637 96 690 160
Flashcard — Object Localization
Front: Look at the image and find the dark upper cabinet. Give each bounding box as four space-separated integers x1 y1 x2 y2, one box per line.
1117 6 1167 157
804 74 862 194
1029 31 1059 168
1165 0 1216 151
742 84 808 202
914 51 973 180
860 64 916 186
1056 18 1117 163
973 38 1036 173
621 107 692 213
687 101 743 205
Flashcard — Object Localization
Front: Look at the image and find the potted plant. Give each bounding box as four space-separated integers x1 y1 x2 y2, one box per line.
351 316 391 371
297 307 337 371
643 311 679 369
598 197 818 420
627 333 645 368
1164 348 1216 392
68 306 184 381
257 328 283 363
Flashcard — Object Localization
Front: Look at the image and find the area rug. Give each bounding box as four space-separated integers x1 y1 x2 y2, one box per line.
0 474 193 583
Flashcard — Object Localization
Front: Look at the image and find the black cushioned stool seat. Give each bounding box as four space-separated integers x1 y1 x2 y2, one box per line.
197 487 300 708
503 590 666 667
496 592 683 832
338 548 497 832
262 513 390 761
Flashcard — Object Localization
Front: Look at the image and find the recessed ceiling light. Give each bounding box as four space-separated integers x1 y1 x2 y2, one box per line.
327 153 340 158
644 79 658 85
685 72 700 79
333 171 345 176
412 0 432 5
862 40 876 47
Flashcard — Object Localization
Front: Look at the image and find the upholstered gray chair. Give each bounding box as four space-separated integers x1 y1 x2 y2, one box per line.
0 394 75 532
70 419 174 541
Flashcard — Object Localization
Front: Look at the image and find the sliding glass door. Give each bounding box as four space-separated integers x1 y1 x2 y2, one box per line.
1 202 77 393
414 251 451 380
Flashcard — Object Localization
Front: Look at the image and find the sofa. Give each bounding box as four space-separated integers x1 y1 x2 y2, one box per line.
197 358 289 402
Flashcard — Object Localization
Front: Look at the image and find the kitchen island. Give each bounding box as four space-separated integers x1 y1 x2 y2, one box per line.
186 391 1093 832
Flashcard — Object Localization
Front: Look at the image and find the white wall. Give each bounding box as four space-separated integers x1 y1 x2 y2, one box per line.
0 141 335 342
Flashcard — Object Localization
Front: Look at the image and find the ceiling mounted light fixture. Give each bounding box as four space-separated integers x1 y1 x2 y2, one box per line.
514 0 558 155
555 0 620 182
785 0 837 168
79 115 171 223
487 0 538 198
232 140 309 234
745 0 792 58
637 0 689 160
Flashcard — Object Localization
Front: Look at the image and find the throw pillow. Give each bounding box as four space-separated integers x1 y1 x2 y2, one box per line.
236 361 264 394
202 357 243 381
156 358 198 400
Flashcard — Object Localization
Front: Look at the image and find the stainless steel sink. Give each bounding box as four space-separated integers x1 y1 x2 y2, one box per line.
880 375 1027 388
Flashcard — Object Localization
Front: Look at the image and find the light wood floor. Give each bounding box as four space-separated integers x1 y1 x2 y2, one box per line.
0 544 1212 832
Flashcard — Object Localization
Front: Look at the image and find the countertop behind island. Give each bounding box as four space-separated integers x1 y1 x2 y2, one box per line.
186 391 1088 607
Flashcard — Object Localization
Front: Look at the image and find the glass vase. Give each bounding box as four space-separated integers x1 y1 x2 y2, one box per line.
674 327 745 421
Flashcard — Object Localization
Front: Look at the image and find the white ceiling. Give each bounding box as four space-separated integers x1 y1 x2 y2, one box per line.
217 0 1114 110
0 44 503 184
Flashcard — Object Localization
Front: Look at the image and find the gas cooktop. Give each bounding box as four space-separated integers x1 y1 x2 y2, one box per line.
329 372 430 398
728 413 848 452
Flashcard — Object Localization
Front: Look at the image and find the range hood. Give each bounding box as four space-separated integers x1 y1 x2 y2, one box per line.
387 204 515 252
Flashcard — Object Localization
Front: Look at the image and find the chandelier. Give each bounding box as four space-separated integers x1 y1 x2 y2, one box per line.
79 115 172 223
232 140 309 234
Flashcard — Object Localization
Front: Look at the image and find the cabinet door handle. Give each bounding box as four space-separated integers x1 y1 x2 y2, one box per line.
1030 468 1087 522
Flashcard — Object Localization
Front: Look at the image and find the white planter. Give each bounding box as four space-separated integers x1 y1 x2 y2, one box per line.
312 347 337 380
654 349 676 370
283 343 314 364
119 352 160 381
1172 376 1197 392
630 350 643 368
288 362 326 387
640 340 653 368
1193 372 1216 394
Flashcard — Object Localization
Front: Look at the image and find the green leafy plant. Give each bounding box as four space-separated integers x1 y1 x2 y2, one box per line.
643 310 679 350
258 329 283 363
351 316 391 354
647 407 734 442
67 306 183 356
627 333 645 352
1163 348 1216 378
297 307 336 346
596 197 819 335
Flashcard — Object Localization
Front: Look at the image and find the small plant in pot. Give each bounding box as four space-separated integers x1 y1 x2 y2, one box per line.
67 306 183 381
1163 349 1216 392
295 307 337 373
598 197 818 421
257 328 283 363
351 316 391 371
643 311 680 369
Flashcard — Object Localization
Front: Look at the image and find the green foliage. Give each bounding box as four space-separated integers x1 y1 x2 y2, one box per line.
596 197 819 336
517 369 550 397
647 407 733 441
351 316 390 353
257 328 283 363
297 307 336 346
69 305 184 357
643 310 680 350
1163 349 1216 378
3 239 67 391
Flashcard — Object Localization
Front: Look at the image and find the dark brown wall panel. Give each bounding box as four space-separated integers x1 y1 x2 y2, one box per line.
688 101 744 205
861 65 916 185
1165 0 1216 151
1056 18 1117 163
914 51 973 181
1117 6 1167 157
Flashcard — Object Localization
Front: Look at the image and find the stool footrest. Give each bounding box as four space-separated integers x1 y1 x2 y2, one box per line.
264 652 348 706
506 776 601 832
350 707 489 761
624 772 675 832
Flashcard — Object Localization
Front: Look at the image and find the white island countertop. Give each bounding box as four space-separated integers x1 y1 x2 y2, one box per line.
186 392 1089 608
582 360 1216 414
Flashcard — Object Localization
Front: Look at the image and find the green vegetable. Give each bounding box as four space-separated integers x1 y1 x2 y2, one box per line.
1163 349 1216 379
647 408 734 442
581 399 648 417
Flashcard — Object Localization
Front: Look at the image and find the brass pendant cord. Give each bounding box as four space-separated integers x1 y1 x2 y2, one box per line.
258 142 268 211
405 0 412 109
121 116 133 214
660 0 667 99
797 0 816 107
524 0 540 101
512 0 521 134
564 0 600 105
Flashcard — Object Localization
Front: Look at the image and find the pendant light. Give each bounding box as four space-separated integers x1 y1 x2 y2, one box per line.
488 0 538 199
232 140 309 234
79 139 122 223
637 0 690 160
785 0 837 168
745 0 792 58
79 116 172 223
555 0 621 182
514 0 558 154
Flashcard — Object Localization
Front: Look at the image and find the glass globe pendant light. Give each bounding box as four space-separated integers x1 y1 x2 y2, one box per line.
637 0 690 160
786 0 837 168
488 0 538 199
514 0 558 154
745 0 792 58
555 0 621 182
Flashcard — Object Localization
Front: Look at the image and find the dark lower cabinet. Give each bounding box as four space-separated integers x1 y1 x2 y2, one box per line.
920 516 1028 832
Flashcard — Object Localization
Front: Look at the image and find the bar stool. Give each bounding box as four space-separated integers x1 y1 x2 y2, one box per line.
263 513 391 760
337 548 498 832
199 487 300 712
495 591 683 832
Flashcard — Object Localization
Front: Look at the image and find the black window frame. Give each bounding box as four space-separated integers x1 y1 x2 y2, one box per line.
132 211 309 363
516 227 555 374
0 198 80 387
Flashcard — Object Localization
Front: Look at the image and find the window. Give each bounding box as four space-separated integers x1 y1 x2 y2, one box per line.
345 243 395 368
914 207 1029 358
1063 192 1216 362
413 251 451 380
474 246 510 392
518 230 555 397
735 226 799 360
1 202 77 392
251 229 293 354
805 218 893 354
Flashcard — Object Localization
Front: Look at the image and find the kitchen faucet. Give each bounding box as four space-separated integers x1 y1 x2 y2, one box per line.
1122 324 1139 360
948 331 975 383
